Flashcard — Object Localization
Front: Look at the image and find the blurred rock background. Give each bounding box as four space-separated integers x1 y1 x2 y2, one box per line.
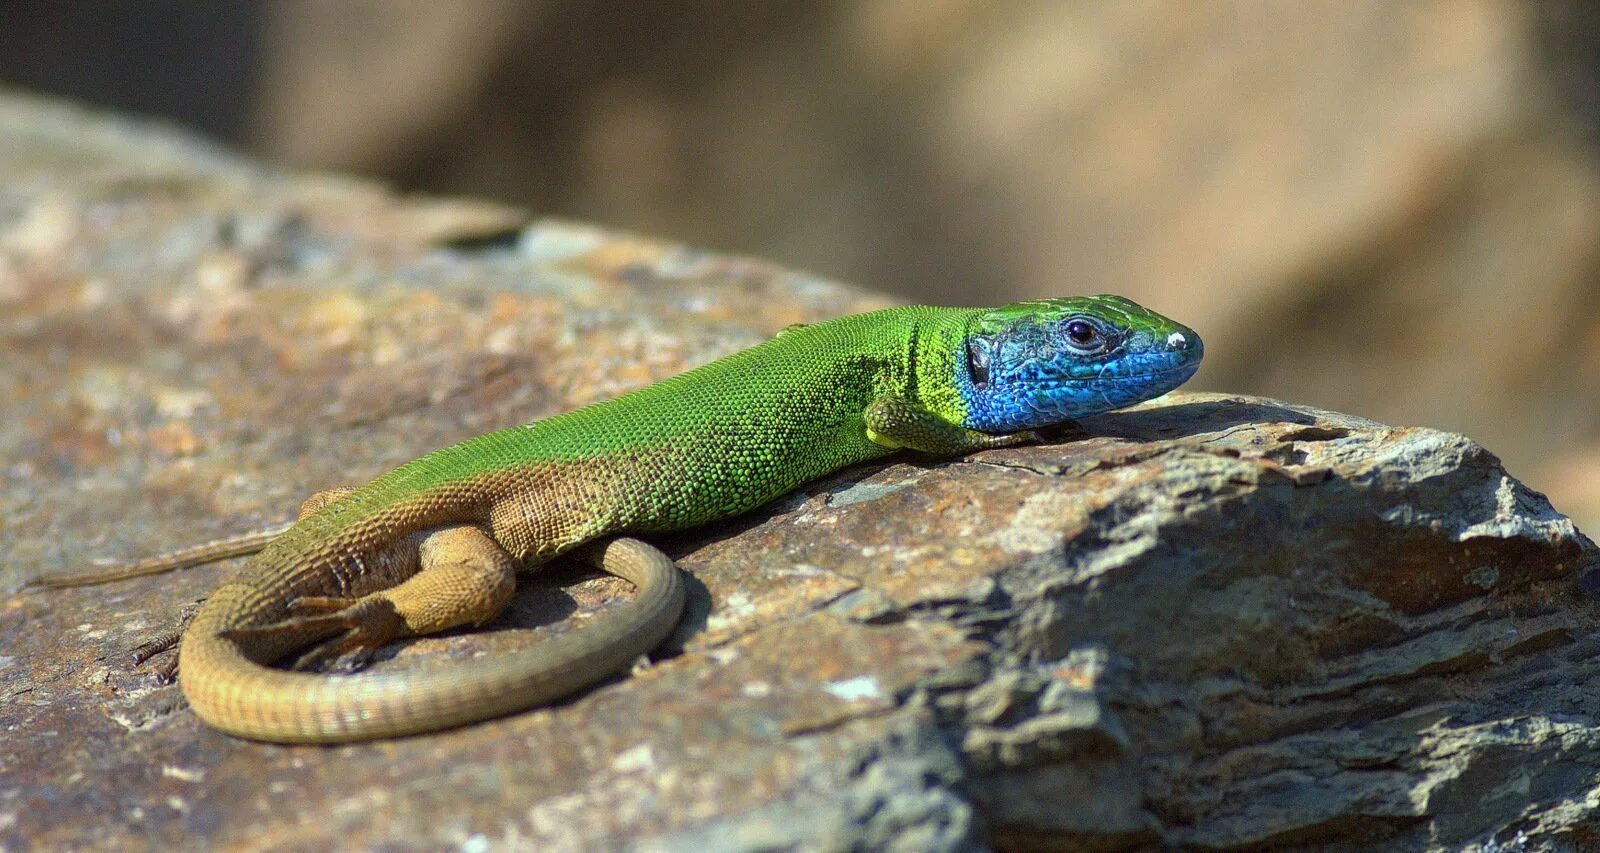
2 0 1596 528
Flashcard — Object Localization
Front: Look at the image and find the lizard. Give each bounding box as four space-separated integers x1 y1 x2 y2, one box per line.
43 295 1202 743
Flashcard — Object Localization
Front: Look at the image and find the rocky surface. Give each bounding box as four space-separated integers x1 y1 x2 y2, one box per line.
3 91 1600 851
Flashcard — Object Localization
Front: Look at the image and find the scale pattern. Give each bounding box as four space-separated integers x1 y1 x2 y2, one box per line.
256 305 961 571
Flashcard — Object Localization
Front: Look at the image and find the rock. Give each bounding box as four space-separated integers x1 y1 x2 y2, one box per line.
2 90 1598 851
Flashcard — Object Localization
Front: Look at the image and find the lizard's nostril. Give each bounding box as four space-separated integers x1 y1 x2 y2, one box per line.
1166 331 1189 351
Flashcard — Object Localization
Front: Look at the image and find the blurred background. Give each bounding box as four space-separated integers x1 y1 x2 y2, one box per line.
2 0 1596 528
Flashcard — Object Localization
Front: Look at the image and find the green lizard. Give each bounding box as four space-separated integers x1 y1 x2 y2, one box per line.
51 296 1201 743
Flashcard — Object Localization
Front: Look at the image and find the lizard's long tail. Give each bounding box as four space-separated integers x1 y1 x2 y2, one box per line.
178 537 685 742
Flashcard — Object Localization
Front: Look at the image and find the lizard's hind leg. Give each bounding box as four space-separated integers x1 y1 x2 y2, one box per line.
223 524 519 673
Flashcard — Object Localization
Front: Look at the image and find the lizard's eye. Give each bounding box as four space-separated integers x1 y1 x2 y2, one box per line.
966 338 991 386
1062 317 1107 354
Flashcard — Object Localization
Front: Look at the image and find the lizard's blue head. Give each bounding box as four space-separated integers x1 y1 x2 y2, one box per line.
958 295 1202 432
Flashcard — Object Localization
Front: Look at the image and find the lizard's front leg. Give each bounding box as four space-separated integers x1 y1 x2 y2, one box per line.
224 524 518 672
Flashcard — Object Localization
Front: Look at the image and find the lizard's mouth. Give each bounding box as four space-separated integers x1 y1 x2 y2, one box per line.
1026 361 1201 390
1085 363 1201 383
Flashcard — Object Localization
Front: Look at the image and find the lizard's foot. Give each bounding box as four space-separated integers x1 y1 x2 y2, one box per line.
286 595 408 672
978 428 1045 449
221 595 407 674
124 601 202 682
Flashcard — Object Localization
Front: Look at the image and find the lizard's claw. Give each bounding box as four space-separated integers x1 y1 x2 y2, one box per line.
285 595 363 617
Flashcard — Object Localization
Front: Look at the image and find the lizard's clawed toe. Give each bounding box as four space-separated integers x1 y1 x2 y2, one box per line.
221 596 407 673
285 595 359 617
284 598 406 672
290 631 384 672
128 633 179 667
127 641 181 683
121 601 200 682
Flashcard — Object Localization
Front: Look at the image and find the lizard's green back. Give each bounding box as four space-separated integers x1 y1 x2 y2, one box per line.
258 305 975 574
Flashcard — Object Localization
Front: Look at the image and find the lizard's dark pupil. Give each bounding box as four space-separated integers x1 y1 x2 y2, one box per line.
1067 320 1097 345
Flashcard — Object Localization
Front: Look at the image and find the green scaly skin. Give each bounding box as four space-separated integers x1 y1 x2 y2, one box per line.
173 297 1201 742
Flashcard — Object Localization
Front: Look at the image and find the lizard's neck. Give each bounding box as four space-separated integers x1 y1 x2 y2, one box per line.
907 308 982 426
